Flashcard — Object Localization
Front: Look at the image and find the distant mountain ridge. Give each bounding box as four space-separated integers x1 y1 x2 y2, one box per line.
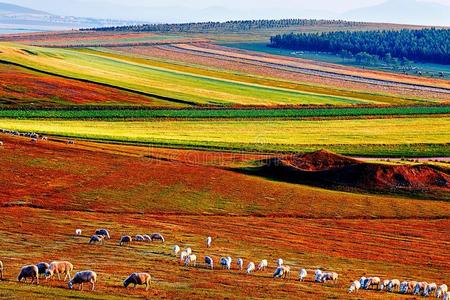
0 2 50 15
341 0 450 26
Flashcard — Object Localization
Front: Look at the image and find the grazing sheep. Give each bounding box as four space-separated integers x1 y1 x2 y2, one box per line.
206 236 212 248
119 236 132 246
400 281 409 293
180 251 189 264
246 262 255 274
36 262 49 278
95 229 110 239
257 259 268 271
320 272 338 284
45 261 73 281
184 254 197 267
387 279 401 292
0 141 3 146
68 270 97 291
281 266 291 278
0 260 3 279
67 140 75 145
204 256 214 269
220 257 231 270
315 269 323 282
89 235 104 245
143 234 151 242
406 281 418 294
298 269 307 281
348 280 361 293
366 277 381 290
437 284 448 298
237 258 244 271
123 272 151 291
273 266 284 278
30 138 37 143
150 233 165 243
75 229 82 236
424 283 437 297
277 258 283 267
380 279 391 291
444 291 450 300
359 276 367 287
18 265 39 284
41 136 48 141
135 235 145 242
173 245 181 256
185 247 192 255
414 282 429 295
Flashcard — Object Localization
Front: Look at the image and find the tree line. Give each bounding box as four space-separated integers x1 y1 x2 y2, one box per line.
269 29 450 65
84 19 364 33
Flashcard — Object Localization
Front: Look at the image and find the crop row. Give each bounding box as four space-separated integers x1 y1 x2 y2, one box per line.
0 106 449 119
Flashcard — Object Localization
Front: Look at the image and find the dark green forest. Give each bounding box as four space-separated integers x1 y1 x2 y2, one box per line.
269 29 450 64
86 19 363 33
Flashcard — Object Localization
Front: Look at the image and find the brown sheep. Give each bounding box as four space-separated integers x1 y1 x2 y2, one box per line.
119 236 132 246
45 261 73 281
123 272 152 291
17 265 39 284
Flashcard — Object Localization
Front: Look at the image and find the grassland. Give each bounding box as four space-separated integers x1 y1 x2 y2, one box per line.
0 117 449 156
0 43 381 107
0 135 448 299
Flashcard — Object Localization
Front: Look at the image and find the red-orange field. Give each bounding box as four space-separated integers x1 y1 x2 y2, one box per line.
0 64 176 107
0 134 449 299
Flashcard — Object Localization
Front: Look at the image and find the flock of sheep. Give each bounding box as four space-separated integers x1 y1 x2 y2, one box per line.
0 129 73 144
0 226 449 298
349 276 449 298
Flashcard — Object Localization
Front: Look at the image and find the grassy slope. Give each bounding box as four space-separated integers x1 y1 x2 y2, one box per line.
0 136 448 299
0 43 375 107
0 117 448 157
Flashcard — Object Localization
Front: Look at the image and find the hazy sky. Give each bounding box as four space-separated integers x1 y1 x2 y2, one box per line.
3 0 450 24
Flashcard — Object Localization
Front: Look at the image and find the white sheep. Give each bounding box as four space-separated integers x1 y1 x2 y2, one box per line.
315 269 323 282
185 247 192 255
150 233 165 243
366 277 381 290
387 279 401 292
95 229 110 240
273 266 284 278
119 236 132 246
443 291 450 300
89 235 104 245
143 234 151 242
206 236 212 248
0 260 3 279
246 262 255 274
437 284 448 298
184 254 197 267
359 277 367 287
348 280 361 293
257 259 268 271
173 245 181 256
220 257 231 270
276 258 283 267
204 256 214 269
380 279 390 291
237 258 244 271
75 229 82 236
298 269 307 281
423 282 437 297
68 270 97 291
321 272 338 284
414 282 429 295
135 235 145 242
17 265 39 284
180 251 189 264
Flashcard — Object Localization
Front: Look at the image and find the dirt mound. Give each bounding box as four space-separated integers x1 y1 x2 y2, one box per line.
261 150 450 193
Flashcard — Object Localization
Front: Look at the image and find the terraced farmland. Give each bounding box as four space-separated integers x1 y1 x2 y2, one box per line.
0 117 448 156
